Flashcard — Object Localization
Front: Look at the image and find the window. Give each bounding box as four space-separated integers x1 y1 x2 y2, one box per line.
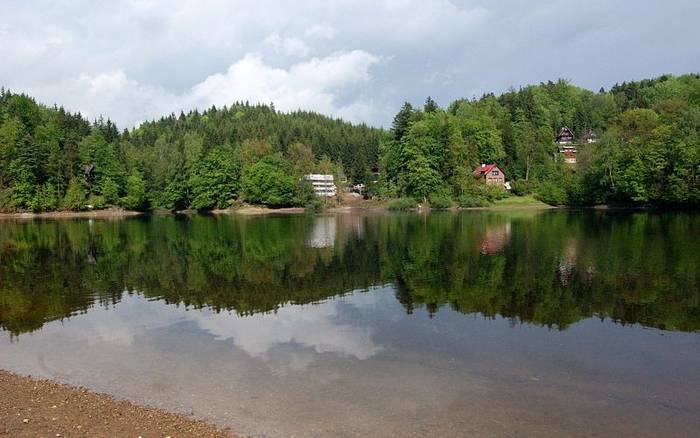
492 170 499 176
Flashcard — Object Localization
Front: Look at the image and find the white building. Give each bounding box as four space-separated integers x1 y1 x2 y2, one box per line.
304 174 337 197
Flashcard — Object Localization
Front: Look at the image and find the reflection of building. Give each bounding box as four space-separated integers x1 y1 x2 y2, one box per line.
557 239 578 285
304 174 337 197
306 216 337 248
305 215 366 249
478 222 512 255
473 164 506 187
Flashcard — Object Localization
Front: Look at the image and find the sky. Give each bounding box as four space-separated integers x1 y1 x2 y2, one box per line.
1 0 699 128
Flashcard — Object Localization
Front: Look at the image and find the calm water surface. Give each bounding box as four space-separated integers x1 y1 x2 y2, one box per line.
1 211 699 437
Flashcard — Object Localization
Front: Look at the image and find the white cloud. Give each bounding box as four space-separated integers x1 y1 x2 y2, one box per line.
304 24 336 40
187 50 380 123
264 33 311 57
21 50 381 127
2 0 699 127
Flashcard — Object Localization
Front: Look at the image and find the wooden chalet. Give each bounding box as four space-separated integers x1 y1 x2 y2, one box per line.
556 126 575 144
556 127 577 164
473 163 506 187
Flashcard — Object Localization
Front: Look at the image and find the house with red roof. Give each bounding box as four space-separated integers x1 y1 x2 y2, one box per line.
473 163 506 187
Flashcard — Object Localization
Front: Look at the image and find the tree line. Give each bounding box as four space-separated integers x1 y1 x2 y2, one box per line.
1 73 699 212
0 92 382 212
380 73 700 207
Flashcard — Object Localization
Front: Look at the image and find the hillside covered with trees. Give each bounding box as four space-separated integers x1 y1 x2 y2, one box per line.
381 73 700 207
0 92 381 212
1 73 699 212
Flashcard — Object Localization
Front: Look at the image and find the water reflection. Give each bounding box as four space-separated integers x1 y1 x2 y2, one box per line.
190 289 383 361
0 211 699 337
1 211 700 436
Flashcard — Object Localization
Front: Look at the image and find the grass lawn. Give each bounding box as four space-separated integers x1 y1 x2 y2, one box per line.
492 195 550 207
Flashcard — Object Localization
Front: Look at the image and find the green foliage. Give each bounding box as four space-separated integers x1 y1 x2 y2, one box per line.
121 171 146 210
0 90 378 212
2 73 700 211
387 197 417 211
510 179 536 196
189 146 241 210
101 177 120 205
380 73 700 207
428 194 452 209
477 183 507 202
242 154 299 207
34 184 58 212
87 194 105 209
61 177 87 211
456 194 490 208
536 181 567 206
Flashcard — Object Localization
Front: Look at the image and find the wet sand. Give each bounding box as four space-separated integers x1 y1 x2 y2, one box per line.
0 370 234 437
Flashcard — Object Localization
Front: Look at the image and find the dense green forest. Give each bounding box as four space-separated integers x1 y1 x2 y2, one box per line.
0 90 381 212
380 73 700 207
1 212 698 336
1 73 699 212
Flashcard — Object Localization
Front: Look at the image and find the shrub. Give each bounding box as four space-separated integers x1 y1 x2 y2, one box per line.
33 184 58 212
536 181 567 206
428 194 452 209
120 172 147 210
478 183 507 202
86 195 105 209
101 177 120 205
457 194 489 208
61 177 87 211
510 179 536 197
305 196 325 212
388 197 417 211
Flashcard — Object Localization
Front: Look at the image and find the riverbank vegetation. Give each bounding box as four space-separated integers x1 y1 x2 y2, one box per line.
1 73 699 212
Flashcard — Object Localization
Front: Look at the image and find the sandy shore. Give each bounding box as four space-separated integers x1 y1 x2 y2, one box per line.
0 370 234 437
0 208 144 220
212 206 307 215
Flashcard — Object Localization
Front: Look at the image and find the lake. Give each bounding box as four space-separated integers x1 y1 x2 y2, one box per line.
1 210 699 437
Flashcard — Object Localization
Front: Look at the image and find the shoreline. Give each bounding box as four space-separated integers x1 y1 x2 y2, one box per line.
0 369 234 437
0 208 144 220
5 201 682 220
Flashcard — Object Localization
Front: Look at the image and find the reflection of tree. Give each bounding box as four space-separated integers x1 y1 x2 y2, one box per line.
1 211 699 337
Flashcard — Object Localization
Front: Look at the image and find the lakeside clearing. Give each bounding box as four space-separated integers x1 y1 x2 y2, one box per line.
0 370 234 437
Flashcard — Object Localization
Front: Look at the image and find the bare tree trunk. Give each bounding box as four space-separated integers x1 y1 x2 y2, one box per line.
525 155 531 181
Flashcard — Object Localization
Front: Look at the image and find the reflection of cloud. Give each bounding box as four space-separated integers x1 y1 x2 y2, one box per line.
62 293 188 346
190 296 381 360
34 289 384 371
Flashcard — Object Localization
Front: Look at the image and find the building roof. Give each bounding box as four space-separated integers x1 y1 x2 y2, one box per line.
473 163 499 177
556 126 575 142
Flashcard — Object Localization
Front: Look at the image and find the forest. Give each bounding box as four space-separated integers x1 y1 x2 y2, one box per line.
1 73 699 212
